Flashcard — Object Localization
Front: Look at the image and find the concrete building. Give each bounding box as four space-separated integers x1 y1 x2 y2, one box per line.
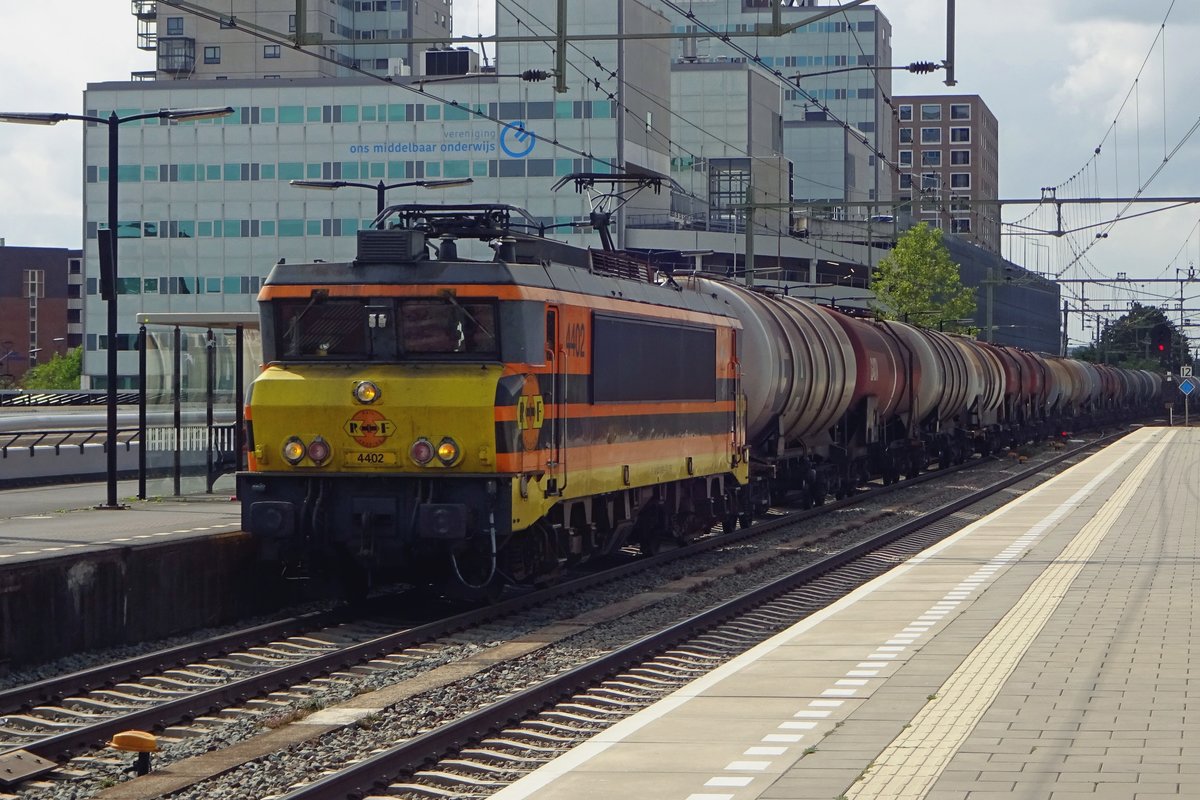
663 0 895 206
131 0 452 82
892 94 1000 252
668 61 791 239
0 244 82 384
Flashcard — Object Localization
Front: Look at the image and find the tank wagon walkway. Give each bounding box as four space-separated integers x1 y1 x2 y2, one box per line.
493 425 1200 800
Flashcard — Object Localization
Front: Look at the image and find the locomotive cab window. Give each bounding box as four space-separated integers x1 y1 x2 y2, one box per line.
399 298 498 358
272 295 499 361
278 297 369 359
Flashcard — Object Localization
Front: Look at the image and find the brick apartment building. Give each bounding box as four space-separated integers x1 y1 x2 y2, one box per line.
0 243 83 384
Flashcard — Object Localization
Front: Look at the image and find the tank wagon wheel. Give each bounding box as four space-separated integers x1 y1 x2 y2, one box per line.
809 474 827 507
880 456 899 485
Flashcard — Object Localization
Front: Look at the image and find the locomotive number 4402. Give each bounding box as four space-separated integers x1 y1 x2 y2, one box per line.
344 451 397 466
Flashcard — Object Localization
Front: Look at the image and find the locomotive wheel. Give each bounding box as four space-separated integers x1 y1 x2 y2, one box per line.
634 503 670 555
333 554 371 603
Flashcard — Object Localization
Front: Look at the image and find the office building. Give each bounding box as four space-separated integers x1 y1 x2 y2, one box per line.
664 0 895 205
892 94 1000 252
131 0 452 81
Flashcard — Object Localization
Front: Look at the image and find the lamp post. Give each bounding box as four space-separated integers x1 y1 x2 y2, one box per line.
0 106 234 509
289 178 474 215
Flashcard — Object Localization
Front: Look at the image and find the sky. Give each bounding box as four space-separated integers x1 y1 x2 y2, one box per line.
2 1 1199 348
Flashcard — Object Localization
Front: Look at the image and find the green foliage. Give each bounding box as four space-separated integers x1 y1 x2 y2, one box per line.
1079 303 1191 371
20 347 83 390
871 223 976 332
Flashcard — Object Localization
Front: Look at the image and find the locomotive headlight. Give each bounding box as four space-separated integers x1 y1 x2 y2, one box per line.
410 438 435 465
282 437 307 465
436 437 461 465
353 380 381 404
307 437 332 465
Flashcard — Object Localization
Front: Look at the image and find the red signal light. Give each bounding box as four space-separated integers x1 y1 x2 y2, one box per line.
1158 344 1166 352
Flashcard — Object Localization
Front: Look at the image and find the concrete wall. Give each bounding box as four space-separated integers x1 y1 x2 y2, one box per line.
0 533 293 668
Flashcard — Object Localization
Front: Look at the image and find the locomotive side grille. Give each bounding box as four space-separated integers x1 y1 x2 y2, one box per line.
589 249 653 282
356 229 426 264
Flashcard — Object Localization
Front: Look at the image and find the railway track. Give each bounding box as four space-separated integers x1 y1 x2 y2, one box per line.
230 434 1118 800
0 431 1119 796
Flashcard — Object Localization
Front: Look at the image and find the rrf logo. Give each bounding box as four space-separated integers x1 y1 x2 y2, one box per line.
345 409 394 448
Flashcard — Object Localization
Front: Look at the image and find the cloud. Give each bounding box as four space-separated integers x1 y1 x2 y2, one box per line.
1049 0 1200 26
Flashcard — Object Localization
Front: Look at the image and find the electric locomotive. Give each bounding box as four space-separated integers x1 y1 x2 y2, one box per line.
238 204 749 596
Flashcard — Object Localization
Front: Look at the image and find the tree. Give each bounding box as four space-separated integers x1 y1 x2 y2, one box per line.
871 222 976 332
20 347 83 390
1076 303 1191 372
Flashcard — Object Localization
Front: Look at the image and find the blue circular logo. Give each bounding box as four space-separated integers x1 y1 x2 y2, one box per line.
500 120 536 159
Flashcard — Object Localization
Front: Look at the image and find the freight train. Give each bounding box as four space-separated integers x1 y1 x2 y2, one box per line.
237 202 1162 596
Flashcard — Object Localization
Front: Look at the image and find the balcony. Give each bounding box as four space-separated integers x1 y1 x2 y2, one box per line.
131 0 157 20
136 17 157 50
130 70 158 82
156 37 195 75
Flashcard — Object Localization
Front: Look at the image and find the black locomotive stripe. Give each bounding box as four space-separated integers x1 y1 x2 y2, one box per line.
493 411 734 454
495 375 738 407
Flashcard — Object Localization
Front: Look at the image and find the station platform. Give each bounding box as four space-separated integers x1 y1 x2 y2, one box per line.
0 478 240 563
494 425 1198 800
0 478 275 668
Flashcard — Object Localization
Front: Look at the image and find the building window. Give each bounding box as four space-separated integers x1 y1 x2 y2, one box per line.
204 46 221 64
899 173 913 189
264 44 281 58
950 150 971 165
921 173 940 190
920 104 941 121
898 104 912 122
899 127 913 144
950 173 971 189
288 14 296 32
950 104 971 120
920 127 941 144
898 150 913 166
951 218 972 233
166 16 184 35
950 127 971 143
921 150 942 167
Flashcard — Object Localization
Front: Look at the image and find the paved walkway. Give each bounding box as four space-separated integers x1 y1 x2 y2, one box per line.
493 426 1198 800
0 478 241 563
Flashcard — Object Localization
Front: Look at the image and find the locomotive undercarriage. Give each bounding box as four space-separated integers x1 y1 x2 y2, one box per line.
239 471 747 599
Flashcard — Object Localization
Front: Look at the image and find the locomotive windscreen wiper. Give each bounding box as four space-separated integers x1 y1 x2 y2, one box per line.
438 290 497 346
283 290 329 354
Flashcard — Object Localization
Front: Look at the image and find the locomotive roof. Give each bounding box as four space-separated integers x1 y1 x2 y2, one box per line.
261 235 735 320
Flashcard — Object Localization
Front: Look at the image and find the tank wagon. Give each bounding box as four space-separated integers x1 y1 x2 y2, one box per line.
238 203 1161 596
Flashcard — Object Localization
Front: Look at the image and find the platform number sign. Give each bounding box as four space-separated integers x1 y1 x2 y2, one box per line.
1181 366 1193 377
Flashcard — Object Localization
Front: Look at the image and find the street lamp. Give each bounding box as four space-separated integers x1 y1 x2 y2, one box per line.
289 178 474 215
0 105 234 509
